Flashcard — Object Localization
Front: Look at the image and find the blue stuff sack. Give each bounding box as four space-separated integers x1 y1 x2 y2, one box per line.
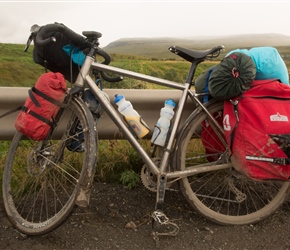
195 66 216 103
63 44 86 66
227 47 289 85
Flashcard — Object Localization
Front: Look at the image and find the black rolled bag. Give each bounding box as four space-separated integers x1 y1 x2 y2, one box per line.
208 52 256 100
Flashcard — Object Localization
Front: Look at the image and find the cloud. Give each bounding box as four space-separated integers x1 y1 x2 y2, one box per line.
1 1 290 46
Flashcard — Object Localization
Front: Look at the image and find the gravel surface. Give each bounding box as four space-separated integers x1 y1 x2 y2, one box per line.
1 182 290 250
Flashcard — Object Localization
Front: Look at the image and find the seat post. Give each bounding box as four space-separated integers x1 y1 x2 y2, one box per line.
185 59 204 84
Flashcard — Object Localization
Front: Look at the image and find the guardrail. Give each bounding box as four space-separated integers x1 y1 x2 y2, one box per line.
0 87 195 140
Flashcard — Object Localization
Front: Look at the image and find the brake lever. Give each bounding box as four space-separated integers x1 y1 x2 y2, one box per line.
24 33 34 52
24 24 41 52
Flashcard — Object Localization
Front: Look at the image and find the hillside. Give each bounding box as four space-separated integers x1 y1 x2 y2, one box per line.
0 43 216 87
104 33 290 59
2 33 290 87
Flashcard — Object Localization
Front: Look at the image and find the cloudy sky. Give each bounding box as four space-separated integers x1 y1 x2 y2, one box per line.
1 1 290 46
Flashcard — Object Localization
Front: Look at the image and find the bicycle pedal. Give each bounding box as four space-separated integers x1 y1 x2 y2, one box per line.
151 210 179 238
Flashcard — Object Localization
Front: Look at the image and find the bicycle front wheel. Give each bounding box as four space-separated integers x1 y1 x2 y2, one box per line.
2 97 97 235
175 100 289 225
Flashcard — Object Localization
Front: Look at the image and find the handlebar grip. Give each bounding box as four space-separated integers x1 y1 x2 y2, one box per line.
96 49 123 82
61 25 91 49
96 48 111 65
35 36 56 46
35 23 91 49
100 71 123 83
34 23 61 46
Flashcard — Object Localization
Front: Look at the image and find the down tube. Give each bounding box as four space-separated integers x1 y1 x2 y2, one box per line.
85 75 159 175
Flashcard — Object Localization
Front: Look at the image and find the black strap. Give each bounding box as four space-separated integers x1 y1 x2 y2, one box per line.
228 99 240 153
30 86 66 108
0 86 66 122
0 105 52 126
0 106 23 119
29 88 41 107
274 158 290 165
21 106 53 126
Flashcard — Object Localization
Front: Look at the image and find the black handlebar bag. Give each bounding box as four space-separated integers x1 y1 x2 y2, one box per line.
33 30 84 83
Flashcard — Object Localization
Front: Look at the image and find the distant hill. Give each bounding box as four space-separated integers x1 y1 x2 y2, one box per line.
104 33 290 59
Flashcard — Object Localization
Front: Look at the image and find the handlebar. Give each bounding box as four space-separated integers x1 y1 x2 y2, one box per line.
34 22 123 82
35 23 91 49
95 48 124 82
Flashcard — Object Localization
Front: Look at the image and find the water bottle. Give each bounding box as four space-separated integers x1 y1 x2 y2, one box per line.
151 99 176 146
114 94 150 138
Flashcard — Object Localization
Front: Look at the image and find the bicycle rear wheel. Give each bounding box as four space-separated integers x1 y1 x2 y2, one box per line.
2 97 97 235
175 100 290 225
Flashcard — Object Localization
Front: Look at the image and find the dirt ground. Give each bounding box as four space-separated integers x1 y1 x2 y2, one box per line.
1 182 290 250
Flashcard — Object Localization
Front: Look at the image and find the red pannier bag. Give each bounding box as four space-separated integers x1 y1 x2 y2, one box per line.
15 72 67 140
223 79 290 180
201 111 226 162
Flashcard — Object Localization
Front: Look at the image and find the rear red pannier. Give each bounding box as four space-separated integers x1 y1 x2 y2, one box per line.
15 72 67 140
201 111 226 162
223 79 290 180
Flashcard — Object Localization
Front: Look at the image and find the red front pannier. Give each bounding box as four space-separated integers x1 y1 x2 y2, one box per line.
223 79 290 180
15 72 67 140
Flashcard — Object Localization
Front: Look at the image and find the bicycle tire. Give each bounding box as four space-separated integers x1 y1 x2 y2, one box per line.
175 99 290 225
2 97 97 235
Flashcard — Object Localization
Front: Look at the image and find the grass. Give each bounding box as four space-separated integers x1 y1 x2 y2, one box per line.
0 44 44 86
0 138 147 195
0 43 217 88
96 139 149 183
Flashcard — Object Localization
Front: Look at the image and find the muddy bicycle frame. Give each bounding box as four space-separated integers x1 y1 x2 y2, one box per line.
71 50 231 212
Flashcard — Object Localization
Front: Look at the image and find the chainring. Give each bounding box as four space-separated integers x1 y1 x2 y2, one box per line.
141 158 171 192
141 165 158 192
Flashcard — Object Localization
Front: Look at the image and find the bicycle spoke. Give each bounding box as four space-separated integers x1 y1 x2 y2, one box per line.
176 100 289 225
3 97 97 235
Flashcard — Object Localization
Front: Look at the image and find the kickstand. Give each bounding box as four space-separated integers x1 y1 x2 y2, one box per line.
151 174 179 246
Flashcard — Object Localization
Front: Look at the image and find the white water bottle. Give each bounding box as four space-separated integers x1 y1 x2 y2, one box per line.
114 94 150 138
151 99 176 146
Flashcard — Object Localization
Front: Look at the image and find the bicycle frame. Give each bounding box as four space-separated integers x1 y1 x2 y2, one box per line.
73 55 230 182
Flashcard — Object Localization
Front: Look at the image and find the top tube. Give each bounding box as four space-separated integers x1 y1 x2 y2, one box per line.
91 62 187 90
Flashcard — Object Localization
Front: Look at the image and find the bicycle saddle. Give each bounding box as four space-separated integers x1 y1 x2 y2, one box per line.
169 45 224 63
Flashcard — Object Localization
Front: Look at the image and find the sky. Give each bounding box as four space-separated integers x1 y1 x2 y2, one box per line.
1 1 290 47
